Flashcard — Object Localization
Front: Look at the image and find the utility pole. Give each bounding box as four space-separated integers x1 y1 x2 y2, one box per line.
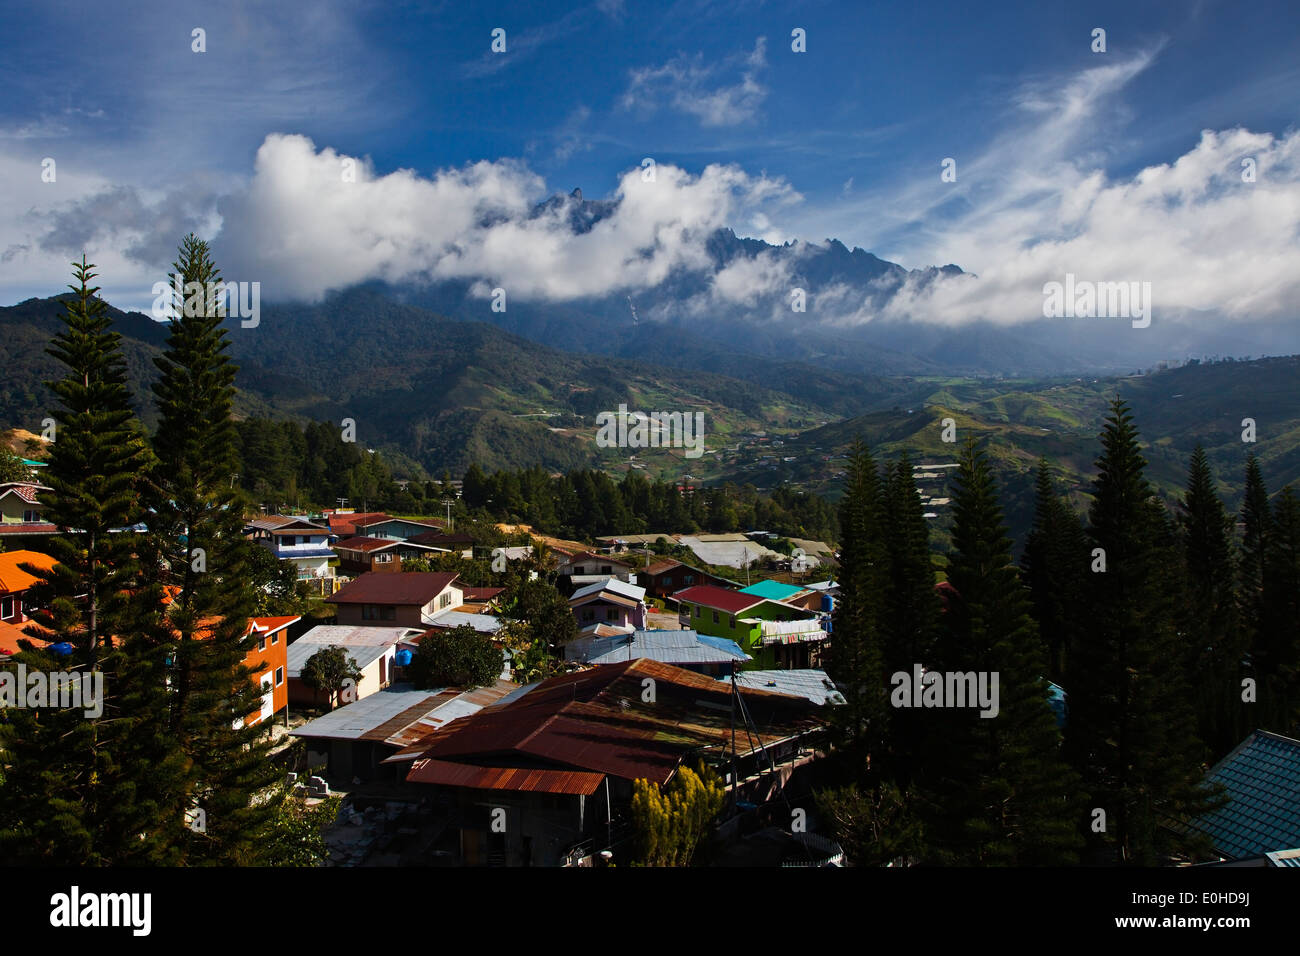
442 497 454 532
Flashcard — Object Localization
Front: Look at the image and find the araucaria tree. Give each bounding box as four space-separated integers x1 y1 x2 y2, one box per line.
825 440 889 781
1066 399 1220 864
146 234 283 864
922 439 1081 865
1177 446 1244 756
0 258 184 864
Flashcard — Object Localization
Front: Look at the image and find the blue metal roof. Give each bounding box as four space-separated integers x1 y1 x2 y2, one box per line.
738 579 805 601
1195 730 1300 860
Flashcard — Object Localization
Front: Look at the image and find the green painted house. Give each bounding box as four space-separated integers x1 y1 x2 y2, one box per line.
673 584 827 668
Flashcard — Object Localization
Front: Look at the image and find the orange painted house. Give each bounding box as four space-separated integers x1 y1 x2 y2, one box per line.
240 616 299 727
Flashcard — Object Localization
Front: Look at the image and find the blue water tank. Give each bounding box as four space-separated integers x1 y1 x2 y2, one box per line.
394 648 414 666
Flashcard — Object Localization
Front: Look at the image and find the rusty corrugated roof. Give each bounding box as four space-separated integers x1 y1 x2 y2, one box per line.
402 658 822 786
407 758 605 795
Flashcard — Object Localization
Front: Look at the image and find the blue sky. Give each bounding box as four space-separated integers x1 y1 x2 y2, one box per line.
1 0 1297 323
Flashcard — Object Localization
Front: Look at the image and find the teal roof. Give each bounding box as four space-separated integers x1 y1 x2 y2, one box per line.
738 579 804 601
1195 730 1300 860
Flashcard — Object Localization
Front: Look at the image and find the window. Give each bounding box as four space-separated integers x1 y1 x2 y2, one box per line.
582 609 594 622
0 597 12 620
271 632 279 644
282 535 296 546
663 576 671 587
683 575 694 585
375 553 393 563
712 610 719 624
439 592 452 609
382 605 396 621
730 615 736 628
23 509 39 523
601 565 612 574
274 667 284 686
694 605 701 618
257 636 266 651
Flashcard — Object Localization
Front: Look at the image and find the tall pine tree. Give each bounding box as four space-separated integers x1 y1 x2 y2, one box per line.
1177 446 1243 757
1259 487 1300 737
147 234 283 864
1067 399 1219 864
879 452 941 784
826 440 890 782
1020 458 1088 683
922 440 1081 864
0 258 184 863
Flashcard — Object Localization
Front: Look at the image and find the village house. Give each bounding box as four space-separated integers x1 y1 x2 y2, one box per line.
246 515 336 583
738 579 825 613
556 550 634 588
564 628 748 676
292 679 517 783
567 578 648 634
286 623 424 707
325 511 393 538
637 558 738 601
326 572 463 627
331 535 448 576
240 616 299 728
674 584 827 669
394 659 826 866
351 515 445 541
0 482 55 542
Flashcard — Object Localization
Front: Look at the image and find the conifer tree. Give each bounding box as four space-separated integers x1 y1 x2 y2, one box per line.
147 234 283 863
1238 454 1271 711
1259 487 1300 736
826 440 889 781
1067 399 1219 864
879 452 940 783
1020 458 1088 683
0 258 184 864
923 440 1081 864
1177 446 1243 756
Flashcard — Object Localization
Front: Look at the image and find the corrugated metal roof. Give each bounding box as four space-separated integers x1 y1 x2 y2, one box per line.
291 686 445 741
1194 730 1300 860
286 640 391 680
565 628 748 666
402 658 822 786
739 580 807 601
407 758 605 795
327 571 459 605
422 610 504 634
569 578 646 603
723 669 845 706
1265 848 1300 866
673 585 763 615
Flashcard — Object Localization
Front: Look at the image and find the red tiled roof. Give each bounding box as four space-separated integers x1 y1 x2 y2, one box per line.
327 572 459 606
671 584 762 615
0 483 48 505
642 559 685 576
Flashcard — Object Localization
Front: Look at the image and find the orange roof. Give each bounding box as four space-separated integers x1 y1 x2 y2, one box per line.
0 550 57 594
0 619 34 655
